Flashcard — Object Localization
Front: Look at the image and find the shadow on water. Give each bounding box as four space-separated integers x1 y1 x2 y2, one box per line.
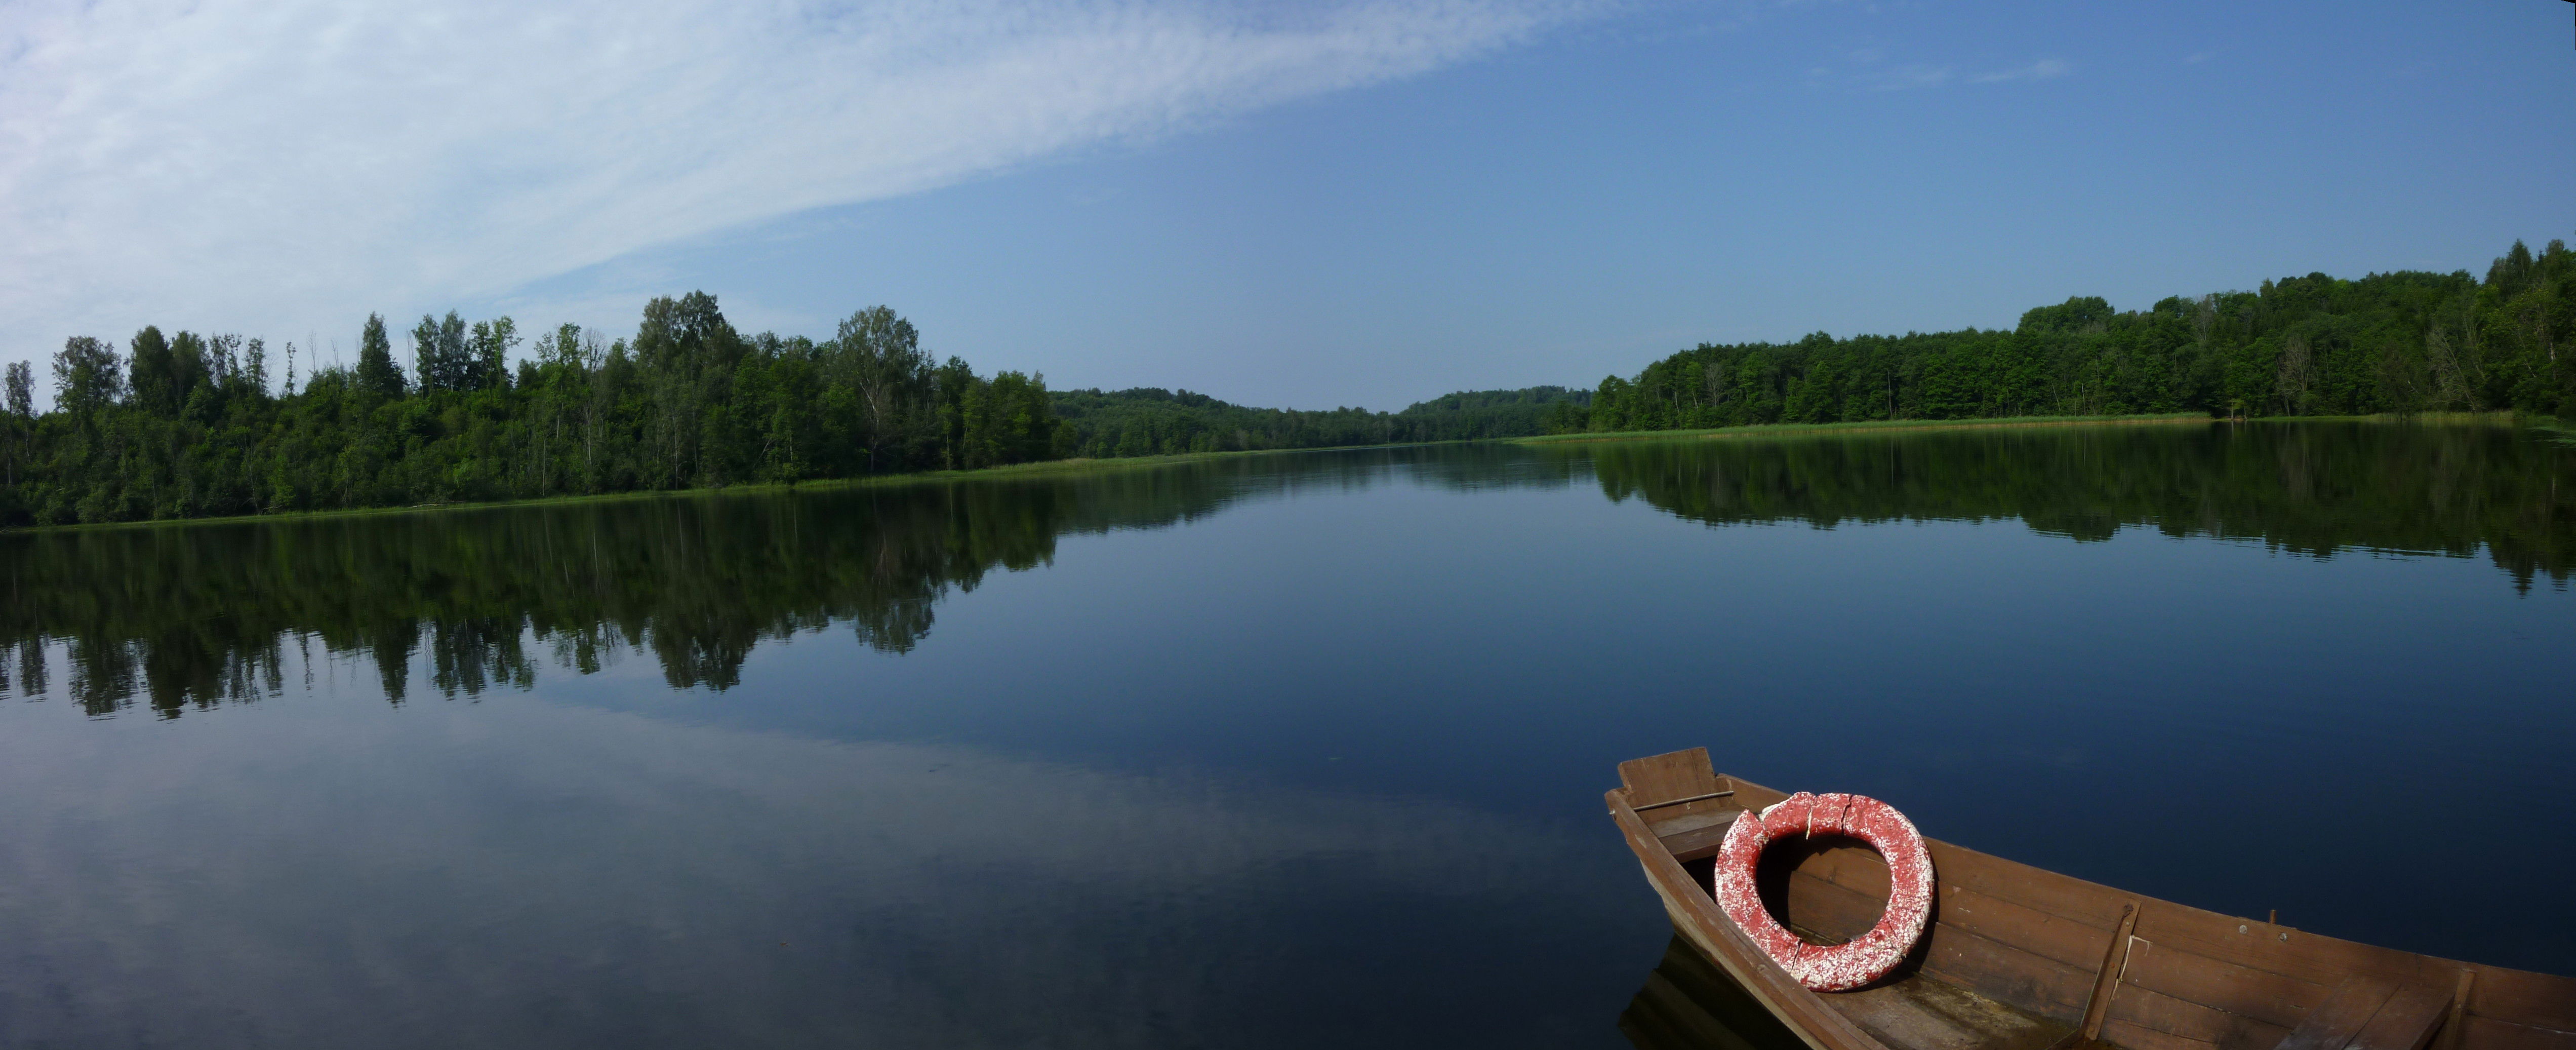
1619 935 1807 1050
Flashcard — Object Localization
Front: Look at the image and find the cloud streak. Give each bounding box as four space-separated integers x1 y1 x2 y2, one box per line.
0 0 1587 367
1970 58 2071 83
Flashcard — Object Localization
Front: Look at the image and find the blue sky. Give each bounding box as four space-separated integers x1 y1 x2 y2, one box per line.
4 0 2569 410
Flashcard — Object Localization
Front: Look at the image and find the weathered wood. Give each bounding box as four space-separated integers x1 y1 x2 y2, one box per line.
2439 971 2478 1050
2103 983 2293 1050
1918 921 2099 1022
2466 968 2576 1035
1919 842 2136 930
1783 868 1893 945
1639 789 1739 811
2132 907 2420 993
1622 748 1721 807
1827 969 2075 1050
2118 934 2335 1032
2276 977 2401 1050
1657 810 1743 863
2458 1017 2576 1050
2077 904 2142 1039
1939 887 2131 976
2104 1016 2224 1050
2346 982 2454 1050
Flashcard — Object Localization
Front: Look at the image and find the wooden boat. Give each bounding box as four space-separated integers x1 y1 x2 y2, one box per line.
1608 748 2575 1050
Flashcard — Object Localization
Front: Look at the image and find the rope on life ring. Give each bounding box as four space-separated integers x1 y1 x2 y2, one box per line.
1710 791 1935 991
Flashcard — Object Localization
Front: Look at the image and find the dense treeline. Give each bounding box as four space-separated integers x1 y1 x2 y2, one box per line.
1049 385 1587 457
0 293 1062 526
1555 237 2574 434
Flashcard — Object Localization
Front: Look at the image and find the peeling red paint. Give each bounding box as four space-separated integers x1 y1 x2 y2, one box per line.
1711 791 1935 992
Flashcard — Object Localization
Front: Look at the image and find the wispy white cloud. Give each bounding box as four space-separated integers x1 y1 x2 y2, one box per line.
1867 63 1953 90
0 0 1590 368
1969 57 2071 83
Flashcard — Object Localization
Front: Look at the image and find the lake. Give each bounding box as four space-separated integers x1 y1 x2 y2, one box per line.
2 419 2570 1048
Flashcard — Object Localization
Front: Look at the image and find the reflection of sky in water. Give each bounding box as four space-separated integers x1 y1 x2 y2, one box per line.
0 691 1634 1047
2 426 2574 1046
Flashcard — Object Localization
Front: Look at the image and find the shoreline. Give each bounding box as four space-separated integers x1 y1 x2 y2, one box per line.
0 440 1464 537
7 412 2542 536
1511 410 2527 446
1513 413 2212 446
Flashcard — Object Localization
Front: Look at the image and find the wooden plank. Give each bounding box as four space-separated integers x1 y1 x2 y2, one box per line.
1783 868 1890 945
1728 778 1788 809
1800 839 1896 899
2437 971 2476 1050
2277 977 2401 1050
2104 1017 2226 1050
1655 810 1743 863
2078 903 2141 1040
2104 983 2294 1050
1622 748 1720 808
2131 904 2417 992
1921 840 2137 931
1647 805 1741 839
2117 936 2334 1032
1825 975 2075 1050
2464 967 2576 1035
1918 921 2098 1024
1939 886 2131 974
2347 983 2452 1050
2460 1017 2576 1050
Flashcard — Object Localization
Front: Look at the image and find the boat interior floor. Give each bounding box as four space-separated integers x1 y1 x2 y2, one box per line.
1824 971 2075 1050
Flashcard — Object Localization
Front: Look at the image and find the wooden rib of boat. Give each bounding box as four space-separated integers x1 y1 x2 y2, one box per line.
1608 748 2575 1050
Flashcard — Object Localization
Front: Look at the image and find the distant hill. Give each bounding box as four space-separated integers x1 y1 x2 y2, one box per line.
1049 385 1589 458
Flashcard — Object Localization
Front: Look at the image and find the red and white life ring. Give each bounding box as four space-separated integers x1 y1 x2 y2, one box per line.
1711 791 1935 991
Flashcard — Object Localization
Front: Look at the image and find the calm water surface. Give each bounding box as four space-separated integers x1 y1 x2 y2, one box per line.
3 420 2571 1048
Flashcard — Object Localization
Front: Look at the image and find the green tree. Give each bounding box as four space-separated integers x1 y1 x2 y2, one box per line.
51 336 125 415
356 314 406 398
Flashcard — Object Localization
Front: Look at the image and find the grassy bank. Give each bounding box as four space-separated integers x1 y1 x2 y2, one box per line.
1512 413 2217 445
0 440 1458 536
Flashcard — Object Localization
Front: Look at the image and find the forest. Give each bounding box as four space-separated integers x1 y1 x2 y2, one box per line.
0 294 1064 527
1 235 2566 527
1051 384 1588 457
1554 237 2572 435
0 283 1586 526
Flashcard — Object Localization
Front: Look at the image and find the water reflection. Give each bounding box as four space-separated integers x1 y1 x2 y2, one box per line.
1619 936 1803 1050
1573 420 2576 588
5 421 2571 718
3 421 2574 1046
0 701 1632 1047
0 461 1294 715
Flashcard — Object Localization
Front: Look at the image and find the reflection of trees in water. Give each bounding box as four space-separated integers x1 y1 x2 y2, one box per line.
1 469 1222 716
0 447 1582 718
1576 421 2576 590
23 423 2544 719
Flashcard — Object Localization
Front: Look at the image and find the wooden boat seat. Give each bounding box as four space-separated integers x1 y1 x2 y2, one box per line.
2275 977 2452 1050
